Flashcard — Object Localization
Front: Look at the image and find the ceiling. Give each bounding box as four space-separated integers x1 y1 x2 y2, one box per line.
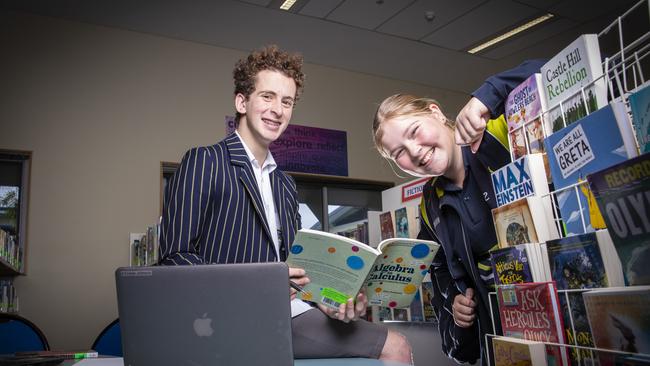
1 0 644 94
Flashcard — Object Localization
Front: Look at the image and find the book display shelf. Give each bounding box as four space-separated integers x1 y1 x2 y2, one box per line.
486 1 650 365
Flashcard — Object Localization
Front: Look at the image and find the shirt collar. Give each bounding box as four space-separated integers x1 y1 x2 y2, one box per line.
436 146 472 193
235 131 277 171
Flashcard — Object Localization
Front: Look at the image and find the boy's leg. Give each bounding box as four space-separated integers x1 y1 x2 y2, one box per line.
292 308 412 363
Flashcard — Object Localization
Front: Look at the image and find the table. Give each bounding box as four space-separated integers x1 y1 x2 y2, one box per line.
66 357 410 366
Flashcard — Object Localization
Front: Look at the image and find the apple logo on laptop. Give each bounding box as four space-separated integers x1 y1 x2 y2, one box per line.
193 313 214 337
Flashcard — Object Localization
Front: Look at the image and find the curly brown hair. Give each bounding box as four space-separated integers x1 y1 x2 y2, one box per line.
233 45 305 121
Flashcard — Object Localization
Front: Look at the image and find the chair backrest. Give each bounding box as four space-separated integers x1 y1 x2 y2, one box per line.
0 313 50 354
91 318 122 357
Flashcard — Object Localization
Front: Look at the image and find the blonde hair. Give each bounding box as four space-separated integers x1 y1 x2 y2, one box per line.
372 94 455 158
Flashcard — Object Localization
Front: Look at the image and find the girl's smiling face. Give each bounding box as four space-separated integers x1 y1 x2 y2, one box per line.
379 104 458 177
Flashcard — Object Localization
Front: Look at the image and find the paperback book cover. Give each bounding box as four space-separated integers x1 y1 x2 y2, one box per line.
379 211 395 241
493 199 538 247
491 154 550 208
546 231 609 290
628 82 650 154
497 282 569 365
587 153 650 285
545 101 638 235
506 74 551 179
408 288 424 322
493 197 558 248
541 34 607 133
490 244 538 285
420 281 437 322
583 286 650 355
394 207 409 238
558 291 596 365
286 229 439 309
492 336 548 366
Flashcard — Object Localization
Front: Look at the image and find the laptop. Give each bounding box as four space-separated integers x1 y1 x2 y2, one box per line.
115 262 294 366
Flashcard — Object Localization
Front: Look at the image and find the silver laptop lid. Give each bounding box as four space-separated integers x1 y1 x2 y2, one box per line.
115 263 293 366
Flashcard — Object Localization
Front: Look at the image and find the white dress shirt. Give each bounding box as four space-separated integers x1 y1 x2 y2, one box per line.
236 132 312 317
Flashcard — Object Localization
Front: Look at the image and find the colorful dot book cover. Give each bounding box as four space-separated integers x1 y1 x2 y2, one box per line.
286 229 439 309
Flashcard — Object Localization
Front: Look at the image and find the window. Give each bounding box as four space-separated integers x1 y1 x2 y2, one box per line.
0 150 31 274
291 173 393 244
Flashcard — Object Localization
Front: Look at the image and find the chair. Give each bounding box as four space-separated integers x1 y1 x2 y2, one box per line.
91 318 122 356
0 313 50 354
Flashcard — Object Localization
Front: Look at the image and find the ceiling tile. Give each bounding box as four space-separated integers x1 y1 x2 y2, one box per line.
421 0 541 51
326 0 414 30
549 0 639 22
237 0 273 6
480 17 576 59
512 0 562 11
376 0 485 40
298 0 343 18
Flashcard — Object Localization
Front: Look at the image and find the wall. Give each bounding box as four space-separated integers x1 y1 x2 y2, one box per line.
0 10 470 349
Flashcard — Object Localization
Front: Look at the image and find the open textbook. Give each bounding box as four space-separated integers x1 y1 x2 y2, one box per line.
286 229 439 309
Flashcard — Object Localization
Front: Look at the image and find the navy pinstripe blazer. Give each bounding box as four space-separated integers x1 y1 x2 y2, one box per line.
159 133 300 265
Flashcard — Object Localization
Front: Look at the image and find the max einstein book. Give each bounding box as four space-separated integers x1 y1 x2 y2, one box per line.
286 229 439 309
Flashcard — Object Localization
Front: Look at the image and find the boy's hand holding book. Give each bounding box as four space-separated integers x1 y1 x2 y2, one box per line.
289 267 310 300
318 291 368 323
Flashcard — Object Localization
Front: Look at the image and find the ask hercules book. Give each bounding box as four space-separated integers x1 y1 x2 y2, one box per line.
497 282 569 366
286 229 440 309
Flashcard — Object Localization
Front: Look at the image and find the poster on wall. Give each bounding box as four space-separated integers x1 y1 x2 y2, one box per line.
226 116 348 176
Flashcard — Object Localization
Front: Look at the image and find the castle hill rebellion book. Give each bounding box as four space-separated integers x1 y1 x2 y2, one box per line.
544 100 638 236
497 282 569 366
628 81 650 154
587 153 650 286
541 34 607 133
286 229 439 309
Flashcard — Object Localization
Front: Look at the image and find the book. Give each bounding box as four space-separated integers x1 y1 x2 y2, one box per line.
497 282 569 365
587 153 650 286
492 197 558 248
15 350 98 360
628 82 650 154
492 336 548 366
505 74 551 179
546 230 625 290
541 34 607 133
393 308 409 321
420 281 437 322
583 286 650 354
286 229 440 309
558 291 596 365
408 288 424 322
379 211 395 241
545 101 638 235
490 244 548 285
491 154 550 207
394 207 409 238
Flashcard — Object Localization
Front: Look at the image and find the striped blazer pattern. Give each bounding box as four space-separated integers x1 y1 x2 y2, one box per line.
159 133 300 265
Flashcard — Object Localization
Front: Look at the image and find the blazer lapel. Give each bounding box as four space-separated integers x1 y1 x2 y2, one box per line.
225 134 273 243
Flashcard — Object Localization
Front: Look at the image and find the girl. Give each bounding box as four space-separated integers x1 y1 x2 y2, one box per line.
372 95 509 364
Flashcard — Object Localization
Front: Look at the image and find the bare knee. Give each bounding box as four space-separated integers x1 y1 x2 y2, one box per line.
379 329 412 364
